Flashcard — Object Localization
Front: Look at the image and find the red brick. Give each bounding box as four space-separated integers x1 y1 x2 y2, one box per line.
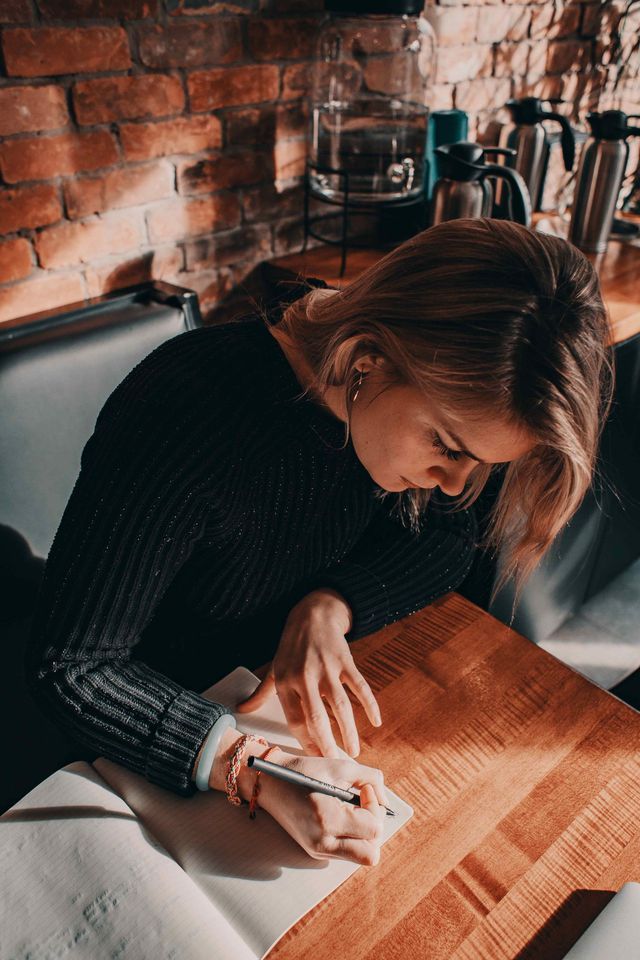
0 237 33 283
35 211 145 269
64 161 175 218
424 7 479 46
259 0 323 10
0 130 118 183
434 43 493 82
513 74 563 100
0 272 85 324
120 115 222 162
225 102 307 147
73 75 184 125
38 0 159 17
137 20 242 69
476 6 531 42
581 4 606 37
146 193 241 243
494 41 530 77
246 18 317 60
531 3 582 40
184 223 272 270
168 0 250 13
454 76 512 112
188 65 280 112
0 184 62 233
0 85 68 136
546 39 589 74
428 84 455 111
274 137 306 182
176 151 270 196
281 63 311 101
0 0 33 22
2 27 131 78
84 246 183 298
242 181 304 223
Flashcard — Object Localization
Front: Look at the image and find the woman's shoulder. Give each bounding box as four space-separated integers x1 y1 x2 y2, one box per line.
93 318 284 441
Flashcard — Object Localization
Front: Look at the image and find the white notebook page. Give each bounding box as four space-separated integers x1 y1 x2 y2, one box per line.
0 761 249 959
95 666 414 959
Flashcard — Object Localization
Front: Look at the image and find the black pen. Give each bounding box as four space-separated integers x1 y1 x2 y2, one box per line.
247 755 396 816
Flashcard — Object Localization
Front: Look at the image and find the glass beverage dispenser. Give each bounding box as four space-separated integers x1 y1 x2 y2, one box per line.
308 0 436 215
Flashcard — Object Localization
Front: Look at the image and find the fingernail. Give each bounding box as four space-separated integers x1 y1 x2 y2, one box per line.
374 714 382 727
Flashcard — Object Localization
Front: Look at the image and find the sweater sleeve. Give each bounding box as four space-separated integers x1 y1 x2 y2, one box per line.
25 341 234 797
298 496 478 641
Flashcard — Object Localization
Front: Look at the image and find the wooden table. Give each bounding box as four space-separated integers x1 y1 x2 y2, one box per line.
268 592 640 960
270 214 640 348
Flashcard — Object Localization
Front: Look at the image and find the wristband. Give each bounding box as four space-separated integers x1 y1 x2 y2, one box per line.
195 714 237 792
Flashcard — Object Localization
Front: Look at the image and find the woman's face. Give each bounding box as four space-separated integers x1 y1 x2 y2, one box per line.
346 363 536 495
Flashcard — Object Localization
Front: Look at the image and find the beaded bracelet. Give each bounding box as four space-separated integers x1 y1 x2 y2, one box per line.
225 734 268 808
248 744 280 819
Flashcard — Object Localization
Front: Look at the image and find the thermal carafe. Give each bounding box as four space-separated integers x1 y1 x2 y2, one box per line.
569 110 640 254
431 142 532 226
501 97 576 211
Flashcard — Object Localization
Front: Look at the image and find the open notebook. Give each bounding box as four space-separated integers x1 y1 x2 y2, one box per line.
1 666 413 960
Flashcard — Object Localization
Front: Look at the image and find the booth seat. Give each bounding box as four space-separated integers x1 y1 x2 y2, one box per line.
0 281 201 813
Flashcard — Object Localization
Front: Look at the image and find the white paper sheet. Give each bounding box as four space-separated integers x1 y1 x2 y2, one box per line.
95 667 414 959
0 762 248 959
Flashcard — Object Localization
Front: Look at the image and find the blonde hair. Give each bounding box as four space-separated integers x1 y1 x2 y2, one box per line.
264 218 613 597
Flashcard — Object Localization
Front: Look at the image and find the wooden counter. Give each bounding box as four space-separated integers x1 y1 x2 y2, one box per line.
266 592 640 960
270 216 640 348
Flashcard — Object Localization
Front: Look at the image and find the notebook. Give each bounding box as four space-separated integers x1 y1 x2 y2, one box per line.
562 882 640 959
1 666 413 960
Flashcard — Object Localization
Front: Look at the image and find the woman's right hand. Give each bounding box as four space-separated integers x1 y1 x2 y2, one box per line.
256 749 386 866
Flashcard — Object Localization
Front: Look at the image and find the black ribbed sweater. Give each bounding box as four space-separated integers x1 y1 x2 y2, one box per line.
27 290 476 797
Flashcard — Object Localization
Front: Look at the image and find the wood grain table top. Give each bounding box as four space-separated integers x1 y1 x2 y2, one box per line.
266 592 640 960
270 215 640 349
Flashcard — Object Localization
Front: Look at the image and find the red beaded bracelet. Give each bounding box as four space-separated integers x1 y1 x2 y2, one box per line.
225 734 268 809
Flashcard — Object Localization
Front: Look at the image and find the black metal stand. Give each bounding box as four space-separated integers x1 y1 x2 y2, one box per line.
302 160 427 277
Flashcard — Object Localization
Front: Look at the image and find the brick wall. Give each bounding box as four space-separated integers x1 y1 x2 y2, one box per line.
0 0 637 324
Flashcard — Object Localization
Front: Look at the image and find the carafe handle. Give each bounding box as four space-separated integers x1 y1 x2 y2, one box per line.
481 164 532 226
540 111 576 171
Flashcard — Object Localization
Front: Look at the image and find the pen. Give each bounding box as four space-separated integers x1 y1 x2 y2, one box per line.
247 755 396 816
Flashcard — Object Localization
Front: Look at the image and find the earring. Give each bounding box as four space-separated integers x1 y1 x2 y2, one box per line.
352 370 364 403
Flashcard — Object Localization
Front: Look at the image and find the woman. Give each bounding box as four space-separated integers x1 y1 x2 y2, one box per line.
26 218 612 868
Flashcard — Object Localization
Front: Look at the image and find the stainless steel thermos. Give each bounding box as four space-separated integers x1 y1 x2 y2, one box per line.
569 110 640 254
501 96 576 211
431 142 532 227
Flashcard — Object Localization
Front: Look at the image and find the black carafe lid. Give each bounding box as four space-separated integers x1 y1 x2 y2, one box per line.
435 142 486 181
506 96 576 171
587 110 640 140
506 97 561 124
325 0 423 13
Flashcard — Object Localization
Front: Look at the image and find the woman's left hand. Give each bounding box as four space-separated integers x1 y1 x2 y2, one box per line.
236 589 382 758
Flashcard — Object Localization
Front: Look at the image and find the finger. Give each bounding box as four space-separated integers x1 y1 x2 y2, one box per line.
320 833 381 867
278 687 325 756
342 665 382 729
350 768 387 809
357 782 384 826
299 685 341 757
236 673 276 712
332 788 383 839
324 678 360 758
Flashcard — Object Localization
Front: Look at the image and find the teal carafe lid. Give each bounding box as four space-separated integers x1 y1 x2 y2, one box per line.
425 109 469 200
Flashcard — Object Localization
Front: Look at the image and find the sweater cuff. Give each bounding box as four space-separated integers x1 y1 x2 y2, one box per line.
302 561 391 642
145 689 232 796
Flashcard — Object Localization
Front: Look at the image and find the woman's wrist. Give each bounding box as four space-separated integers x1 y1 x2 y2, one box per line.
208 728 288 801
300 588 353 633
